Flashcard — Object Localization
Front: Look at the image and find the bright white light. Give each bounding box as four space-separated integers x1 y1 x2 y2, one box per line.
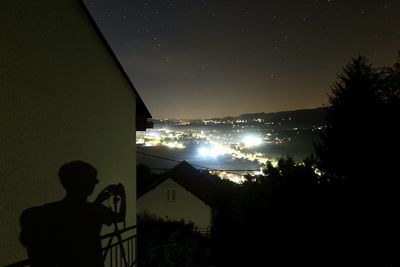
144 140 160 147
242 135 262 147
162 141 185 149
197 144 226 158
136 138 145 145
198 147 209 157
210 170 245 184
253 167 264 176
148 130 161 137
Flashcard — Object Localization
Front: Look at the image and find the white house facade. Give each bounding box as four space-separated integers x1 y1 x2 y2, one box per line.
138 178 213 231
0 0 151 265
137 161 220 233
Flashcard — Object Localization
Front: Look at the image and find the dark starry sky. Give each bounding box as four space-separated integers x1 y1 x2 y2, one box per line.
84 0 400 119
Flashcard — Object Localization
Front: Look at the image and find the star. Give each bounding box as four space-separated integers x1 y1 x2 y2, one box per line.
84 0 400 119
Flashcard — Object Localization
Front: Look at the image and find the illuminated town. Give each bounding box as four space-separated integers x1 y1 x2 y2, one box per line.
137 111 326 183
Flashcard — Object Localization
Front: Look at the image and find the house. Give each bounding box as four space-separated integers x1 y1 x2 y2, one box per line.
137 161 221 233
0 0 151 265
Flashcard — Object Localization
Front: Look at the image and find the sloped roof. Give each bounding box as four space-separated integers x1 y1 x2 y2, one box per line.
138 161 221 207
80 1 152 130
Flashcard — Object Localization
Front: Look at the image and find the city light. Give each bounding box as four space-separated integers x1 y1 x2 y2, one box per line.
162 141 185 149
197 144 226 158
136 118 311 183
209 170 245 184
242 135 263 147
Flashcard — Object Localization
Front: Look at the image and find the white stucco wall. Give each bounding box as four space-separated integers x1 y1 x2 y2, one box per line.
138 178 212 230
0 0 137 265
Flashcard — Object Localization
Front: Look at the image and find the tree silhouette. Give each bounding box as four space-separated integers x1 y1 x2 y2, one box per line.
212 158 322 266
315 55 400 265
381 52 400 104
316 56 383 183
213 55 400 266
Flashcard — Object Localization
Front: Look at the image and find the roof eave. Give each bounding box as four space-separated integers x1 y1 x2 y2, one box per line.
79 0 153 128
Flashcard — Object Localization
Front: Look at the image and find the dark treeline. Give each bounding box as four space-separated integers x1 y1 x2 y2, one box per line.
137 212 212 267
213 54 400 266
138 54 400 266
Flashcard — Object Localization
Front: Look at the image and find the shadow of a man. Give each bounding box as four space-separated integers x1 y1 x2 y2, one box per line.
20 160 126 267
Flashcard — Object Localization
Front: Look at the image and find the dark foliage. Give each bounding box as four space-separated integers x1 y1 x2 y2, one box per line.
211 54 400 266
211 158 323 266
314 55 400 265
137 212 212 267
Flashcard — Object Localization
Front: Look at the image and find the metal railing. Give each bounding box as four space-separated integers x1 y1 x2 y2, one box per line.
5 225 137 267
102 225 137 267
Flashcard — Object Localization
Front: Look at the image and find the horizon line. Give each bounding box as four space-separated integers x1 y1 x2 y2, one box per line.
151 105 327 121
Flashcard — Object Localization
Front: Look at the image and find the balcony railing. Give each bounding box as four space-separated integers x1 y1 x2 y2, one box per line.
5 225 137 267
102 225 137 267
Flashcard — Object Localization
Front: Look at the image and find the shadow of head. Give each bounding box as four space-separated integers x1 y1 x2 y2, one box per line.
58 160 99 197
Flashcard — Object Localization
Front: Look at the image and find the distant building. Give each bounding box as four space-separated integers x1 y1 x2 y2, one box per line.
0 0 151 265
138 161 220 234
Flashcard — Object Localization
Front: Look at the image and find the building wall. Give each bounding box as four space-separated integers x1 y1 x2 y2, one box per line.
138 178 212 230
0 0 137 265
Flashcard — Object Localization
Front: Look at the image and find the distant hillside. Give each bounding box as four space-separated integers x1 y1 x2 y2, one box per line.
154 107 328 128
218 107 327 127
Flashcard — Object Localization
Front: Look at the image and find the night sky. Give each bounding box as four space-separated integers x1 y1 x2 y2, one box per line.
85 0 400 119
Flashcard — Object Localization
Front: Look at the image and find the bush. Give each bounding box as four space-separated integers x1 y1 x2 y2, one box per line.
137 212 213 267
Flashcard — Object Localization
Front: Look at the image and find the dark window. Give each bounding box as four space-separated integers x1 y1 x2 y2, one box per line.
166 189 176 202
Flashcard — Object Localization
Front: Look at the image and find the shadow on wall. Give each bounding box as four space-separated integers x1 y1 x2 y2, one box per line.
20 161 126 267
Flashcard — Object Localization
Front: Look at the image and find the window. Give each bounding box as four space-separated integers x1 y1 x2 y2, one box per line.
166 189 176 202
